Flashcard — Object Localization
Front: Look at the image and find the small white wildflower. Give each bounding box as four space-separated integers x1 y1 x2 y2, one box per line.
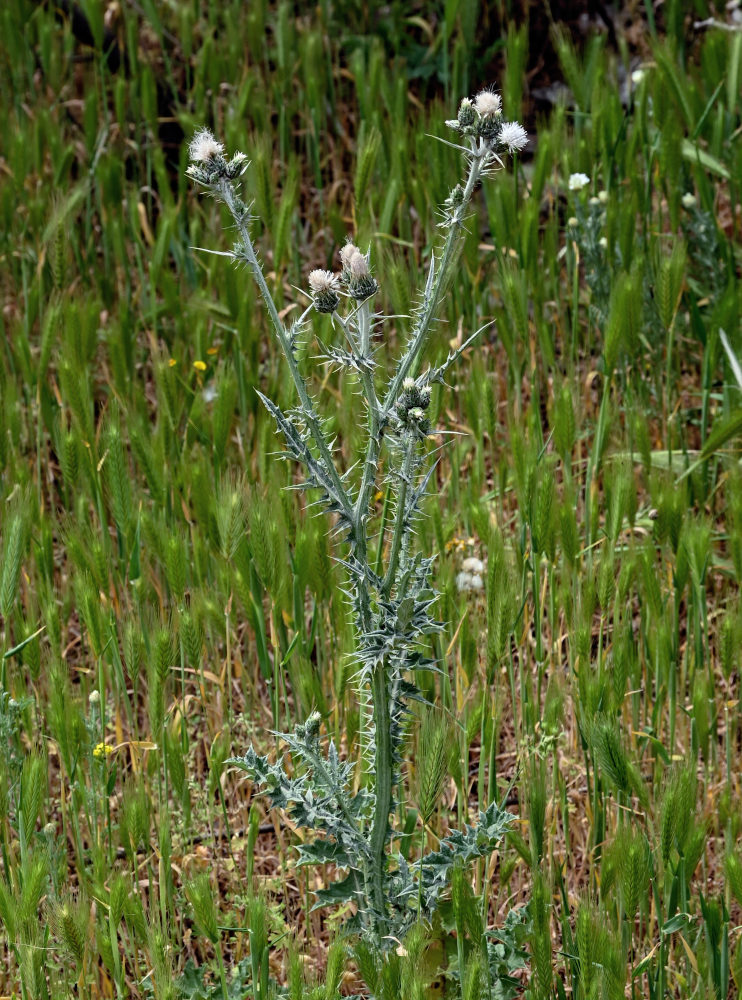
203 384 217 403
631 69 646 86
567 216 579 228
568 172 590 191
308 269 339 293
681 192 697 209
474 89 502 118
469 574 484 591
598 189 609 204
589 196 601 207
88 690 101 706
403 377 415 391
420 385 432 401
409 407 425 421
498 120 528 153
598 237 608 249
188 127 224 164
456 572 473 592
462 557 485 575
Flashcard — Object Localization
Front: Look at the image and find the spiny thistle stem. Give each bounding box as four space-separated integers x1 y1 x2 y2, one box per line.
384 150 483 404
353 150 483 573
382 436 418 597
368 662 392 927
216 178 353 524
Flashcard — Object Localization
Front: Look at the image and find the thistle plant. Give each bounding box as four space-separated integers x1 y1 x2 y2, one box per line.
186 89 526 942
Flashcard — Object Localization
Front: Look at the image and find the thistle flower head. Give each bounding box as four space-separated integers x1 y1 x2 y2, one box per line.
349 251 370 277
462 557 485 575
568 172 590 191
188 128 225 164
308 269 339 293
308 269 340 314
681 192 697 209
456 571 484 593
339 242 362 270
474 89 502 118
498 121 528 153
340 243 377 300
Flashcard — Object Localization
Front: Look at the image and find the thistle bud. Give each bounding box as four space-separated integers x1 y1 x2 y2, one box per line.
305 711 321 740
308 269 340 314
457 97 476 128
342 248 377 301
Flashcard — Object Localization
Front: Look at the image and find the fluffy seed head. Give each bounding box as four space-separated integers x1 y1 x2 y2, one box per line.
474 89 502 118
188 128 225 164
498 121 528 152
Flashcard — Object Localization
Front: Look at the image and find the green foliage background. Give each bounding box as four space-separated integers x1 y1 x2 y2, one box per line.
0 0 741 997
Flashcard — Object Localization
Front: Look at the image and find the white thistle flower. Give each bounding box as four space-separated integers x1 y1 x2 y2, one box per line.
681 192 697 209
473 89 502 118
403 377 415 391
339 242 361 270
462 557 485 575
348 251 370 277
188 127 225 163
631 69 646 86
598 189 609 204
456 571 483 593
598 237 608 249
568 172 590 191
567 216 579 228
498 121 528 153
308 269 340 293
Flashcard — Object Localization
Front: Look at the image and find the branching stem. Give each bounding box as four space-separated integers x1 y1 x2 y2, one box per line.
217 179 353 524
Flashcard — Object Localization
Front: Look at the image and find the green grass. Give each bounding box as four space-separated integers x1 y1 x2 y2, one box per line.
0 1 741 997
